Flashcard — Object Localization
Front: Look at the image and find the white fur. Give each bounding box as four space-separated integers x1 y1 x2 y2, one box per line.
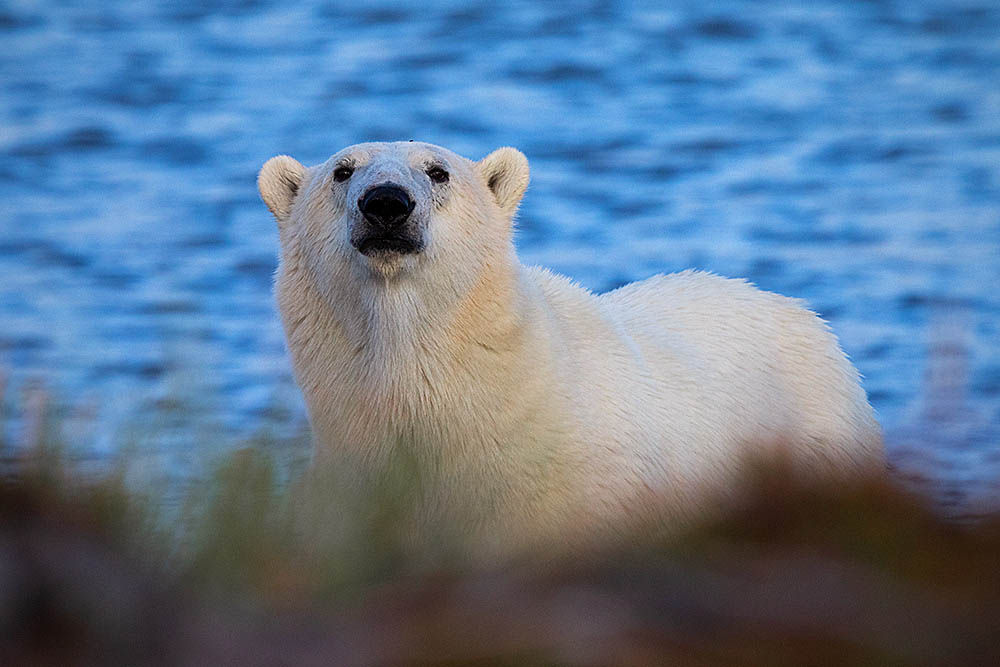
259 142 883 556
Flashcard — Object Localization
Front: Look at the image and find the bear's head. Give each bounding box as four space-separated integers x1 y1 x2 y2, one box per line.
258 142 529 284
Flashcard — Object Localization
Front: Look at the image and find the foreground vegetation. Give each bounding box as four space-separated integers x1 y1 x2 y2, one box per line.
1 396 999 665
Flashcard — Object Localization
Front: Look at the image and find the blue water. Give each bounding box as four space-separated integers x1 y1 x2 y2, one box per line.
1 1 998 505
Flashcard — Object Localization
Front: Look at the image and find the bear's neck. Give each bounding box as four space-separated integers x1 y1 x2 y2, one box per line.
347 253 526 362
277 248 550 459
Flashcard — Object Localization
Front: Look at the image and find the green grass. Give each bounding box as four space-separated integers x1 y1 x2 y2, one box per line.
2 390 999 665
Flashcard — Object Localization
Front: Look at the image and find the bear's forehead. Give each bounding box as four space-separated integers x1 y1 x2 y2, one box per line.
329 141 464 167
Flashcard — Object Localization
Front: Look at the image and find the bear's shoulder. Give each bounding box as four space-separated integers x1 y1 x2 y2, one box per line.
601 269 804 310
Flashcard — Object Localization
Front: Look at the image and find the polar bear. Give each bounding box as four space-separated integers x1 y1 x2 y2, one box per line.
258 141 883 555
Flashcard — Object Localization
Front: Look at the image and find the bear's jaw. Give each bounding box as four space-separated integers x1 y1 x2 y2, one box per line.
353 235 424 258
360 248 420 280
349 219 426 277
347 228 427 280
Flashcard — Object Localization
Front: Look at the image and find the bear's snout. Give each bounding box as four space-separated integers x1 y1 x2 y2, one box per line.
358 184 415 231
352 183 423 258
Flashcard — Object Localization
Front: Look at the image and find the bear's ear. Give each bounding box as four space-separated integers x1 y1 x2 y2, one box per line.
258 155 307 223
477 147 530 217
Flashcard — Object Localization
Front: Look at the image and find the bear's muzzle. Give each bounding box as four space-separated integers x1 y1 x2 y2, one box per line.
358 184 414 231
352 183 424 257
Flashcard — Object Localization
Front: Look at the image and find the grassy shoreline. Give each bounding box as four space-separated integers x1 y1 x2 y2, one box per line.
2 390 999 664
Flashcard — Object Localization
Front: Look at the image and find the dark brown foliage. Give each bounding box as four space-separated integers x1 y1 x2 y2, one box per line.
2 447 999 666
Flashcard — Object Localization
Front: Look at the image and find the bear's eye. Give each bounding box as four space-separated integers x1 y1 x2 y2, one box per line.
333 165 354 182
427 166 449 184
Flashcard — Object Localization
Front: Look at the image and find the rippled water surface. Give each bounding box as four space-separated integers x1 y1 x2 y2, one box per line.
1 1 998 503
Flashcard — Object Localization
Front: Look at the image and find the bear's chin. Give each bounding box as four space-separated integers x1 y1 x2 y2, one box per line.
358 247 422 279
350 236 425 278
355 237 422 257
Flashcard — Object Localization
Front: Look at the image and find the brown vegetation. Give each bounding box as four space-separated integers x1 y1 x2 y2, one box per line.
2 428 999 665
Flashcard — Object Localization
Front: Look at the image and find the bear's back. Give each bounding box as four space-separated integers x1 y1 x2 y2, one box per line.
596 270 882 474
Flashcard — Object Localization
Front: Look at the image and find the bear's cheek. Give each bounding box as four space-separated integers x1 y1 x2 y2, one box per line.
295 203 354 261
425 213 474 259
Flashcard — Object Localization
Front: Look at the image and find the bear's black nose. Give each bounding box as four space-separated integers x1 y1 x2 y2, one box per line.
358 184 415 230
